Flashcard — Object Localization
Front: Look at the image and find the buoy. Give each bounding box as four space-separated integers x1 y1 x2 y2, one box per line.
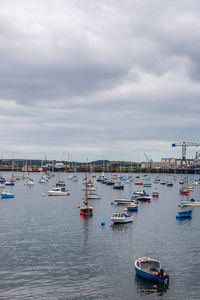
53 184 55 187
116 193 118 195
147 200 149 203
78 206 80 209
111 202 114 205
29 186 31 188
82 197 84 200
179 205 181 207
153 285 157 289
42 194 45 196
101 221 105 226
24 184 26 186
80 211 84 216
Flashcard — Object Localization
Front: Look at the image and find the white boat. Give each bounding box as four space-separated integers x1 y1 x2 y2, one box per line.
180 199 200 207
27 178 34 185
87 193 101 199
82 186 97 191
80 176 93 216
0 183 5 188
47 187 70 196
1 190 15 198
114 198 135 204
111 212 133 224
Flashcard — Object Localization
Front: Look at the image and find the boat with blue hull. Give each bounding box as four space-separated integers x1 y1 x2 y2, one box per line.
176 209 192 218
135 257 169 285
127 200 138 211
1 190 15 198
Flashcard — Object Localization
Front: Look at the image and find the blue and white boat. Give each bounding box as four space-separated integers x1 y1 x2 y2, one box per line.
143 183 152 187
127 200 138 211
1 190 15 198
135 257 169 284
111 212 133 224
176 209 192 218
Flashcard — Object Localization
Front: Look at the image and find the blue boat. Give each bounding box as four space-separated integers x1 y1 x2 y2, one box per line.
143 183 152 187
176 209 192 218
127 200 138 211
1 190 15 198
135 257 169 285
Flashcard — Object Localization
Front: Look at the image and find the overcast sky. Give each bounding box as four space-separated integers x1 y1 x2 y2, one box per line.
1 0 200 162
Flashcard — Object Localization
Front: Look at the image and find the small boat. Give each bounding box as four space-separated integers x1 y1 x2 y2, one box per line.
47 187 70 196
133 189 146 197
113 182 124 190
106 180 115 185
179 187 189 195
1 190 15 198
176 209 192 218
27 178 34 185
160 180 166 185
82 185 97 191
135 257 169 284
193 180 198 186
136 195 151 202
56 180 66 187
80 177 93 216
180 198 200 207
114 198 135 205
142 174 151 181
143 183 152 187
87 192 101 199
0 183 5 188
5 181 15 186
167 181 173 187
111 212 133 224
152 190 159 197
127 200 138 211
135 182 143 185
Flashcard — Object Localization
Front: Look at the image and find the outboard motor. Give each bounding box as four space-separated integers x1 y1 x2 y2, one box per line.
159 268 165 279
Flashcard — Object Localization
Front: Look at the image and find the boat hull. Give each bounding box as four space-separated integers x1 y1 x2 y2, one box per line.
1 194 15 198
135 267 166 283
80 206 93 216
47 191 69 196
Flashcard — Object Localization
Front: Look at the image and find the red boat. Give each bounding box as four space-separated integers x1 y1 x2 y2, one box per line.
179 188 189 195
135 182 143 185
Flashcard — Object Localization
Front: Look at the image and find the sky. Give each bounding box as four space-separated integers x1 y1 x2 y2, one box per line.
1 0 200 163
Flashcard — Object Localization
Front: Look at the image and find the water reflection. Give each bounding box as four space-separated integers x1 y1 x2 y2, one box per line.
135 275 168 297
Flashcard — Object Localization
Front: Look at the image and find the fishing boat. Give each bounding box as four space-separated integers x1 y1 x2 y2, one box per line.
1 190 15 198
113 182 124 190
180 198 200 207
135 257 169 284
127 200 138 211
80 176 93 216
111 212 133 224
47 187 70 196
176 209 192 218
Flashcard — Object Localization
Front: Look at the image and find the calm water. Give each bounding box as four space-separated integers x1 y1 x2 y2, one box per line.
0 172 200 299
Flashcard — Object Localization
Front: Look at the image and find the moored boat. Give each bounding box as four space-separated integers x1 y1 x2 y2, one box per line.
180 198 200 207
87 192 101 199
47 187 70 196
1 190 15 198
176 209 192 218
111 212 133 224
114 198 135 205
135 257 169 284
127 200 138 211
113 182 124 190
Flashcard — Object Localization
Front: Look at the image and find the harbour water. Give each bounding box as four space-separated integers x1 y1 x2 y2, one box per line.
1 172 200 299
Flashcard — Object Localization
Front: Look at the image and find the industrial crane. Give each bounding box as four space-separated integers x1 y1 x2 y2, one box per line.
144 153 153 172
172 142 200 165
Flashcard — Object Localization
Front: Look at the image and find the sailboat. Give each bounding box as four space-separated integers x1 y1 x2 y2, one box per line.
80 174 93 216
